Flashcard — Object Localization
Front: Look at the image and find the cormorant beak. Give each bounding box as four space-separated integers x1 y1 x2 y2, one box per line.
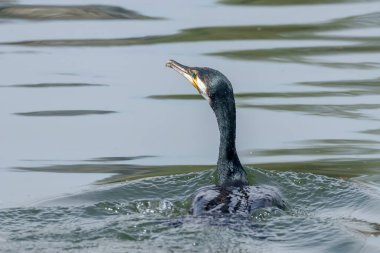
166 59 200 93
166 59 210 102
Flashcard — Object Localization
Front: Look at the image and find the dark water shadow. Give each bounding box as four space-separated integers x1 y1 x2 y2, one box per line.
361 128 380 135
299 77 380 90
14 110 116 117
254 158 380 178
245 139 380 178
0 50 40 54
248 138 380 157
15 164 212 184
15 157 380 185
300 139 379 145
15 137 380 184
1 83 107 88
5 12 380 46
148 89 380 101
86 156 156 162
239 103 380 119
210 44 380 69
254 146 380 156
0 5 157 20
149 94 380 119
148 94 202 100
220 0 377 5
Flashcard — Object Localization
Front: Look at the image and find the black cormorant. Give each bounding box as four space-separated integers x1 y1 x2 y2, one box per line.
166 60 285 215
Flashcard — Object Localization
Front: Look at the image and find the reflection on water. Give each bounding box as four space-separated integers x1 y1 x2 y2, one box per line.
362 128 380 135
14 110 117 117
5 11 380 46
300 77 380 89
149 89 380 99
17 163 212 184
252 139 380 156
0 5 155 20
220 0 377 5
87 156 155 162
1 0 380 252
211 44 380 69
2 83 107 88
240 103 380 119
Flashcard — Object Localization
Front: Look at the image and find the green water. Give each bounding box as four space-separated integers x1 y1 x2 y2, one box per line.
1 0 380 252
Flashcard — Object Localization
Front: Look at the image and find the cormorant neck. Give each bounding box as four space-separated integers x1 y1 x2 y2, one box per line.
210 93 248 187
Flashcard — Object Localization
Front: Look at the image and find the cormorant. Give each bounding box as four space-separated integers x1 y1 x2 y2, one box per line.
166 60 285 215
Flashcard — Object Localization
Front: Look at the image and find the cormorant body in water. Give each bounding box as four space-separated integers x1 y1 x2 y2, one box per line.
166 60 285 215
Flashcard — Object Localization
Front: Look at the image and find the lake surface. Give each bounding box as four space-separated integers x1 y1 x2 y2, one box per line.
1 0 380 252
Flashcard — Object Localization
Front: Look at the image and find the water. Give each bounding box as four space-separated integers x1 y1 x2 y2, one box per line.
1 0 380 252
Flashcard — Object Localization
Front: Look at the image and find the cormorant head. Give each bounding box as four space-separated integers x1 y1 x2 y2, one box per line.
166 60 247 186
166 59 234 104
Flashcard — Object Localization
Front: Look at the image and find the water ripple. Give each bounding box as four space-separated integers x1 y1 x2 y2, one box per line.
1 169 378 252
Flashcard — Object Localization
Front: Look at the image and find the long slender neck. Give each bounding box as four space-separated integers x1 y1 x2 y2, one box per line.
211 94 248 187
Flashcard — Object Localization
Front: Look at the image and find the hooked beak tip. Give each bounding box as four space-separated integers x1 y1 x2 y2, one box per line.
165 59 191 76
165 59 175 68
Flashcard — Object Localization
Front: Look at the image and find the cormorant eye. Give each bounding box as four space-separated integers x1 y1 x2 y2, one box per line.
192 73 197 79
